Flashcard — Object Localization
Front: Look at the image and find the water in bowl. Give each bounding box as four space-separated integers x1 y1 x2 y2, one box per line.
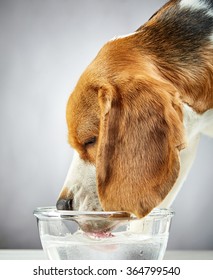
41 230 168 260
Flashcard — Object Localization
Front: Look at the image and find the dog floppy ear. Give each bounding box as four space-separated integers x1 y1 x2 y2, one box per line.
96 79 184 217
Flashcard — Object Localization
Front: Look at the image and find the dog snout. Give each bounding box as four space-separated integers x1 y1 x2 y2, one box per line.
56 198 73 210
56 187 74 210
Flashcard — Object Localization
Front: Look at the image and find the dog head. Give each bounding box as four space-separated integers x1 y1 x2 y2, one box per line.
57 36 185 217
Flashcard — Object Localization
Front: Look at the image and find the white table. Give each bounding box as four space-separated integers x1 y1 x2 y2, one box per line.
0 250 212 260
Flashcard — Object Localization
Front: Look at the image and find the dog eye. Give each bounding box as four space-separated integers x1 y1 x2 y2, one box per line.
84 137 96 147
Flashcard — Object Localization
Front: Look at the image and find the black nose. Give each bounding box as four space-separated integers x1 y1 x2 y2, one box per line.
56 199 73 210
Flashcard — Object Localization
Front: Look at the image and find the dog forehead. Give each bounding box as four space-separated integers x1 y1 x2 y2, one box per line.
67 86 100 144
69 85 99 121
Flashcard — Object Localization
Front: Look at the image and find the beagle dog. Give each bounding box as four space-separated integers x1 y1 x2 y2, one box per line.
57 0 213 218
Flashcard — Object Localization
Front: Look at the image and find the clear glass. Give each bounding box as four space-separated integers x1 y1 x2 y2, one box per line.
34 207 174 260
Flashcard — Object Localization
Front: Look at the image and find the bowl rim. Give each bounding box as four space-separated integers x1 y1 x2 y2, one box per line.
33 206 174 220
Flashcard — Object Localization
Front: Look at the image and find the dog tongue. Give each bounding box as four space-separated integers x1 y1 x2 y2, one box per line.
86 232 114 238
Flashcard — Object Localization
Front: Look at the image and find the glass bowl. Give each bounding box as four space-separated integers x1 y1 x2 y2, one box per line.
34 207 174 260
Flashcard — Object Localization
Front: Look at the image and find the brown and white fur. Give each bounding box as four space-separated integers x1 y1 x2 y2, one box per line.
57 0 213 218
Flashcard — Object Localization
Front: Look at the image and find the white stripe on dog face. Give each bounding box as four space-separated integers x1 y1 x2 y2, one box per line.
59 151 101 211
62 151 94 191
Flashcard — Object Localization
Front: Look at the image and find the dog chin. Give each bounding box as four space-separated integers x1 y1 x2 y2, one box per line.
73 191 103 212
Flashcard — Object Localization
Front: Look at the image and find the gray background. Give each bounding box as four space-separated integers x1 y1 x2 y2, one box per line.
0 0 213 250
